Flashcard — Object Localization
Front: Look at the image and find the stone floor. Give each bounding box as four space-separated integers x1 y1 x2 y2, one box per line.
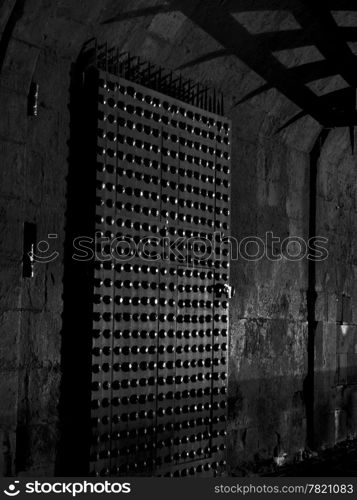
229 440 357 477
265 441 357 477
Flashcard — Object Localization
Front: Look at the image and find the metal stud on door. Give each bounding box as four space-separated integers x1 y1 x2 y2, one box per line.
87 60 231 477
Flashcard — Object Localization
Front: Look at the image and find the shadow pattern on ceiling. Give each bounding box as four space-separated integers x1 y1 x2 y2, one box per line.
101 0 357 136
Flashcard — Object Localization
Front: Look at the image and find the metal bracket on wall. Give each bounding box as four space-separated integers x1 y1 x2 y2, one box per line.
22 221 36 278
27 81 39 116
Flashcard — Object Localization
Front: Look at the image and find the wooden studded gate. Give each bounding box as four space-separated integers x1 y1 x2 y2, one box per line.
85 53 231 477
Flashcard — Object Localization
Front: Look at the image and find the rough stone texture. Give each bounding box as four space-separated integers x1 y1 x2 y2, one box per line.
227 133 310 472
313 129 357 450
0 0 356 476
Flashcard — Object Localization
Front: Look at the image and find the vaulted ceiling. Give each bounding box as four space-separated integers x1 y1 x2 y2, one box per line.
1 0 357 149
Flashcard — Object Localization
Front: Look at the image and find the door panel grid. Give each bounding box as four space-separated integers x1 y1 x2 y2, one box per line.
89 68 231 477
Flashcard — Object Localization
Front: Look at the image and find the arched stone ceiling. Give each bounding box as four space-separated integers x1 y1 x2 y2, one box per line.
1 0 357 153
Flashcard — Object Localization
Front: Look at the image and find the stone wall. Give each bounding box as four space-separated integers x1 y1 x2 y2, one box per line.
314 128 357 449
227 129 310 472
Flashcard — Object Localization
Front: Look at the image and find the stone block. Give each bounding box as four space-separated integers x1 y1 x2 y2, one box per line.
13 0 54 46
347 353 357 384
55 0 103 24
345 389 357 439
16 423 57 476
342 295 352 323
40 16 88 57
231 101 267 144
0 263 22 310
149 11 186 43
286 148 309 220
0 311 20 370
31 51 70 111
327 293 340 322
19 261 46 311
337 353 348 386
27 108 60 156
18 311 62 369
334 409 347 443
229 284 258 319
0 0 16 33
0 38 40 95
0 371 18 428
314 410 335 449
321 322 337 388
0 427 16 476
231 139 259 181
257 285 306 321
0 140 25 200
0 90 27 143
336 324 356 354
0 198 23 261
